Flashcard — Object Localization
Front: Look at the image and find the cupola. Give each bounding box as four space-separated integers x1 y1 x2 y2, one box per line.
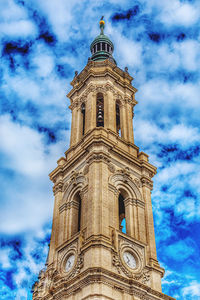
90 18 116 64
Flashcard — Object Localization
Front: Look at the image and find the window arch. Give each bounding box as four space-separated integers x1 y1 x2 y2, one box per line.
116 101 121 136
96 93 104 127
81 103 85 135
118 193 126 233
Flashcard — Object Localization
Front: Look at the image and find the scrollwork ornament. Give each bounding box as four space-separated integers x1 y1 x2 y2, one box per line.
112 253 132 278
108 163 115 173
141 177 153 190
134 178 142 188
67 253 84 280
83 164 89 175
53 182 63 195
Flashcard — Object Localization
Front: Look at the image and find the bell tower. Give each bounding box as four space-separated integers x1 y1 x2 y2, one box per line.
32 19 175 300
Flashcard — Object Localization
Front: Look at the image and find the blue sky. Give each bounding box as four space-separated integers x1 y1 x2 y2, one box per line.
0 0 200 299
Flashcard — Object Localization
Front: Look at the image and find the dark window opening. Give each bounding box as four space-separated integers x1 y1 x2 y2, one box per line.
77 193 82 232
116 101 121 136
97 43 100 51
102 43 105 50
119 194 126 233
96 93 104 127
81 103 85 135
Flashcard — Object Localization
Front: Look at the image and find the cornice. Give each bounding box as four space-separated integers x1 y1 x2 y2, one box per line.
33 267 175 300
49 128 156 185
67 60 137 100
69 82 137 110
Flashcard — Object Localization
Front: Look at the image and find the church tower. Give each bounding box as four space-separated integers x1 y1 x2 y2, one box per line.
32 19 175 300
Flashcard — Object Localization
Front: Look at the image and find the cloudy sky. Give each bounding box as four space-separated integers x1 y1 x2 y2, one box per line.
0 0 200 299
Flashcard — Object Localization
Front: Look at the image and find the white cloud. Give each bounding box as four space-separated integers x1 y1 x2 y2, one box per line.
135 119 200 147
0 20 37 37
0 248 11 269
0 115 45 176
0 0 37 38
173 40 200 72
0 115 68 234
176 198 199 220
159 1 198 27
182 281 200 297
168 124 200 146
31 0 78 41
31 54 55 77
157 161 196 183
0 0 28 22
111 29 142 67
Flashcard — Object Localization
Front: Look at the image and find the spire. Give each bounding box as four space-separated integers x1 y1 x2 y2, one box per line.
90 18 116 64
100 16 105 35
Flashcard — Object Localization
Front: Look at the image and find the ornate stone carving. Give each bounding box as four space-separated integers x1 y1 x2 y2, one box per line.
86 153 111 165
62 171 88 196
141 177 153 190
112 252 132 277
53 181 63 195
134 178 142 188
83 163 89 175
68 254 84 279
57 240 84 281
108 162 115 173
109 169 142 201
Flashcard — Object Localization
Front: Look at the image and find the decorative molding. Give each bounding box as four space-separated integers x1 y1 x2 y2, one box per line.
86 152 111 165
53 181 63 195
112 237 150 286
108 162 115 173
141 177 153 190
57 240 84 281
70 82 136 110
83 163 89 175
134 178 142 188
62 171 88 200
109 169 142 201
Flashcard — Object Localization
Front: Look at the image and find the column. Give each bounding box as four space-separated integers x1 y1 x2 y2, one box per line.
120 103 128 140
127 102 134 143
137 202 146 244
85 93 96 133
142 184 157 260
70 106 76 146
48 190 62 264
86 160 110 237
105 91 115 132
76 105 83 142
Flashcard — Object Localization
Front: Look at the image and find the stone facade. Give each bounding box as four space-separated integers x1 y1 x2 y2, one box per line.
32 59 175 300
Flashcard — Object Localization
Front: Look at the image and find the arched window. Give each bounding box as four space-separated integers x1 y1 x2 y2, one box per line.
119 194 126 233
116 101 121 136
74 192 82 233
96 93 104 127
81 103 85 135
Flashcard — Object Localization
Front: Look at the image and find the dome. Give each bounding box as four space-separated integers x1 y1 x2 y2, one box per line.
90 19 116 63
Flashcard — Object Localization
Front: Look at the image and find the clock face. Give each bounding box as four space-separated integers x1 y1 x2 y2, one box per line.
65 254 75 272
123 251 136 269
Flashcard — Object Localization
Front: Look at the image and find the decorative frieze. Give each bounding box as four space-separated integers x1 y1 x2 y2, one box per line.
141 177 153 190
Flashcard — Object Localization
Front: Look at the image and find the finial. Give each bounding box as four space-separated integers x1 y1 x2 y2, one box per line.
124 67 129 73
99 16 105 35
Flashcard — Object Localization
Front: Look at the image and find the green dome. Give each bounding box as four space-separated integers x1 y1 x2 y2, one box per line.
90 33 114 51
90 19 116 63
